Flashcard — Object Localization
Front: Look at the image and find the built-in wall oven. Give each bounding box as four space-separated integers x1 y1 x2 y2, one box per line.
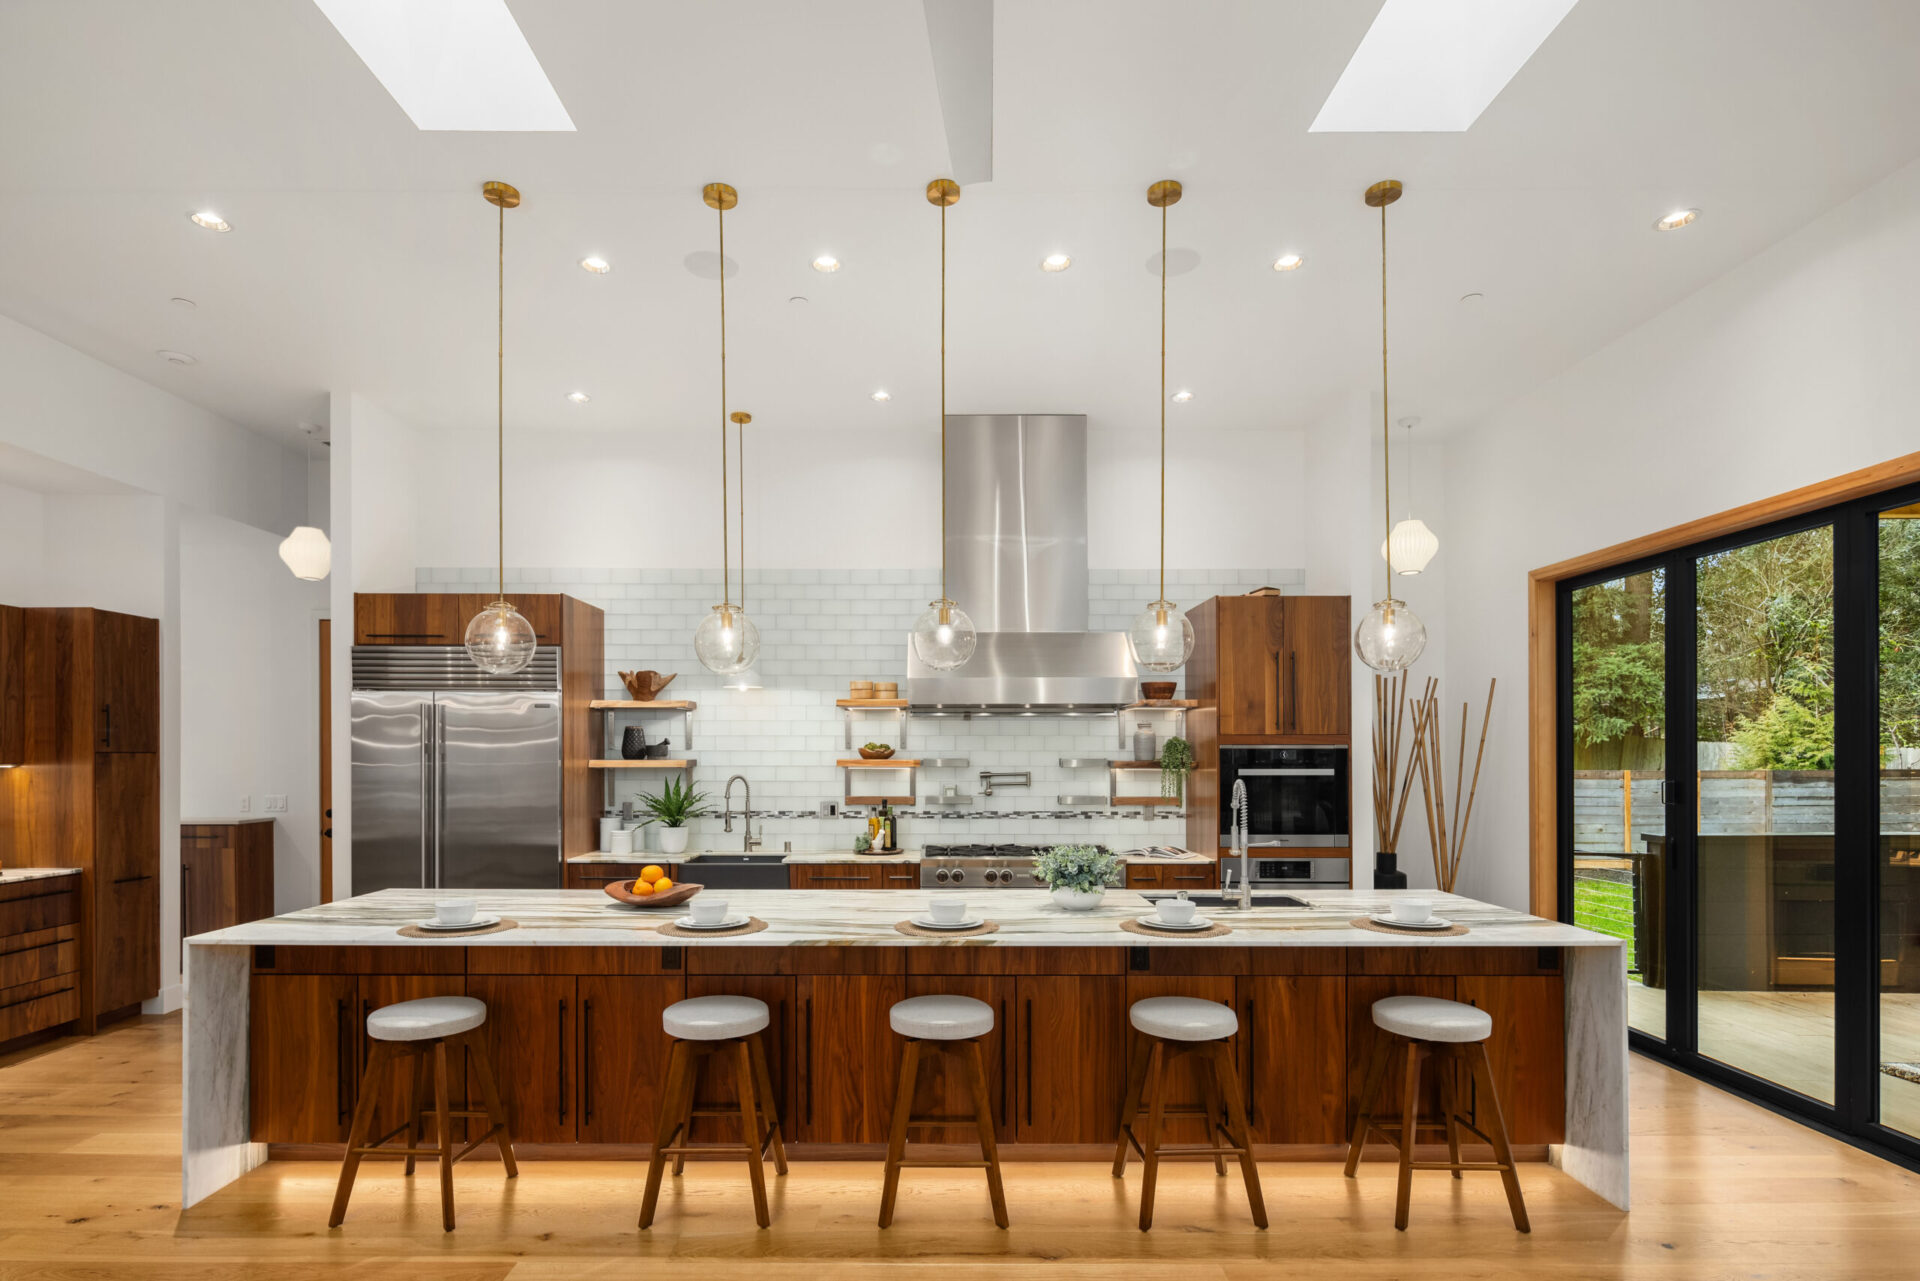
1217 745 1350 850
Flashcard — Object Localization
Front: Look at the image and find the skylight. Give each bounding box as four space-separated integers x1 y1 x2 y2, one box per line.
313 0 575 132
1309 0 1579 133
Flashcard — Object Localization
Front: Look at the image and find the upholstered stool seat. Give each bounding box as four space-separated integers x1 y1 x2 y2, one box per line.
366 995 487 1042
889 994 994 1040
1129 995 1239 1042
1371 995 1493 1043
663 994 770 1041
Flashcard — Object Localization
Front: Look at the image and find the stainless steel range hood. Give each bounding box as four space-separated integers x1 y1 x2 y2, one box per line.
907 414 1139 711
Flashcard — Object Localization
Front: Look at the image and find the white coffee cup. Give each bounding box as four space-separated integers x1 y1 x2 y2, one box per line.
1155 897 1198 926
1389 897 1435 924
689 896 730 926
434 899 477 926
929 898 969 925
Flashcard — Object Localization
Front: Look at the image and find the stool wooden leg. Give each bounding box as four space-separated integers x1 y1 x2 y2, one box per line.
671 1045 705 1177
466 1030 518 1178
1111 1032 1152 1177
1197 1051 1228 1177
433 1039 455 1232
877 1037 923 1227
1136 1041 1167 1231
1206 1042 1267 1230
1344 1034 1392 1178
639 1040 692 1229
749 1033 788 1176
1393 1039 1423 1232
1443 1048 1464 1180
963 1038 1009 1229
1468 1042 1531 1233
733 1039 771 1228
328 1040 391 1228
404 1046 428 1177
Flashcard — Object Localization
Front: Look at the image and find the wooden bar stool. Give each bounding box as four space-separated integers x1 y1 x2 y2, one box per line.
1111 996 1266 1232
639 995 788 1230
328 995 516 1232
878 994 1008 1229
1343 995 1530 1232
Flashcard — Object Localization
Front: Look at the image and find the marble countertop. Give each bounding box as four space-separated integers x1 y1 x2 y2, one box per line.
0 866 81 885
566 848 1214 867
186 887 1621 951
182 816 276 826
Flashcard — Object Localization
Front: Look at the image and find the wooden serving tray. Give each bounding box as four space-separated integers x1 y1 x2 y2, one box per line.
602 879 704 909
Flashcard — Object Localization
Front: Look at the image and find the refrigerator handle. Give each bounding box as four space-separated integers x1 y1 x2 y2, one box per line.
420 702 434 890
432 701 447 889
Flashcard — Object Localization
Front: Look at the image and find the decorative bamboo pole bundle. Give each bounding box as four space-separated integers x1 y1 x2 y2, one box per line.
1370 672 1426 865
1409 677 1497 893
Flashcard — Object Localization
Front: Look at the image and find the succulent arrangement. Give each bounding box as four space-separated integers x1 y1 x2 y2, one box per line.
1030 843 1122 894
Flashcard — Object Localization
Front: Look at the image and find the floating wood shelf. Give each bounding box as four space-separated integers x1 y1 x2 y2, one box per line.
846 795 915 806
836 698 909 708
589 759 698 769
1112 795 1179 806
1125 699 1199 710
837 758 922 768
1110 760 1166 770
590 700 698 711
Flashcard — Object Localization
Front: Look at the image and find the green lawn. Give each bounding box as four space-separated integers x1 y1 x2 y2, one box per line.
1573 874 1639 974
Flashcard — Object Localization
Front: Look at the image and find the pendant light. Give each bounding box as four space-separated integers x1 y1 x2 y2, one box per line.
1127 178 1195 673
722 409 763 690
278 423 331 581
692 182 761 676
909 177 977 671
464 181 537 676
1353 179 1428 673
1379 416 1438 574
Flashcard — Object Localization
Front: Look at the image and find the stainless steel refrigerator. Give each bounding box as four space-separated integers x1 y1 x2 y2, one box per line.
351 647 562 893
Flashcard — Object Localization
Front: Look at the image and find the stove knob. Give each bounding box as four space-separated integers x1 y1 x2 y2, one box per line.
994 869 1011 884
934 868 950 884
950 868 967 883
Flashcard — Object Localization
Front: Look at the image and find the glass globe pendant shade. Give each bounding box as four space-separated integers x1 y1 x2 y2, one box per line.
465 599 538 675
694 603 761 676
1353 596 1428 672
1128 598 1194 673
910 597 977 671
1379 518 1439 575
277 525 331 581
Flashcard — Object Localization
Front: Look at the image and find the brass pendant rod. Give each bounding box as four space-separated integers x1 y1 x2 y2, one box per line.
1158 196 1167 607
496 198 506 602
737 415 746 611
939 197 947 606
1379 200 1394 583
719 201 731 610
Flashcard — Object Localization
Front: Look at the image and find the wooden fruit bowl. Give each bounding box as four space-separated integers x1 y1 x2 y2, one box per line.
857 746 896 759
603 879 703 909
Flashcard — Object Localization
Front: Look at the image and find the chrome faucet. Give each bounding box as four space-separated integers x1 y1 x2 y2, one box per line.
1226 778 1252 910
722 774 759 852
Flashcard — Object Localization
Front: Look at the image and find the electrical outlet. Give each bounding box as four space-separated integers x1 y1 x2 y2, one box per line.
239 795 251 813
265 794 288 813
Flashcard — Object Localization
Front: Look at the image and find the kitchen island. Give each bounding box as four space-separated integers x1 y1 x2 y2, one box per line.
182 887 1626 1213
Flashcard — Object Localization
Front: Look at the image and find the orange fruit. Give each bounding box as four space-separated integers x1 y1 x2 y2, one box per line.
629 878 656 896
640 864 667 884
652 877 674 893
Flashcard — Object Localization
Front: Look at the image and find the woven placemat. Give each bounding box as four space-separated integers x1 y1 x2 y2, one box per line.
894 919 1001 939
397 918 519 939
1119 917 1233 939
1350 916 1470 938
655 915 770 939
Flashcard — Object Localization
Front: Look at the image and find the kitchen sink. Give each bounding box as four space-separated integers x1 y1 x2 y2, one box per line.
1139 891 1311 908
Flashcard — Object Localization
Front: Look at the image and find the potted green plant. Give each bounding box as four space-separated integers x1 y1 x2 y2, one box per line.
640 778 710 855
1032 843 1122 911
1159 735 1195 803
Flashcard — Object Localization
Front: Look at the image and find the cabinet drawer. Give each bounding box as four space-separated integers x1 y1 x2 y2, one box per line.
0 973 80 1043
790 863 880 889
0 925 80 988
0 888 80 938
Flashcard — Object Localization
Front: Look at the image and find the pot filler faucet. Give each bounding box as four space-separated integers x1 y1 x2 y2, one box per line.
722 774 759 853
1223 778 1253 910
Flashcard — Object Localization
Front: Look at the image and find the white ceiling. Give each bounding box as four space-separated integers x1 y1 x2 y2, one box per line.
2 0 1918 449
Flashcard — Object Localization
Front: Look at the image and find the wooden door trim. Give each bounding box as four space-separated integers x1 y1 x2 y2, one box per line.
318 619 331 905
1526 448 1920 917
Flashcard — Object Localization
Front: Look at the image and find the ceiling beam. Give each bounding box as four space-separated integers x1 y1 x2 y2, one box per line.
922 0 993 184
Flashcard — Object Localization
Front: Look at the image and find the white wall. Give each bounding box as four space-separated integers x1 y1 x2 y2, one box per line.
179 511 329 912
0 479 45 601
1440 154 1920 911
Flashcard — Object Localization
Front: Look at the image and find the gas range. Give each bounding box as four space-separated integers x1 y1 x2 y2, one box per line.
919 843 1110 888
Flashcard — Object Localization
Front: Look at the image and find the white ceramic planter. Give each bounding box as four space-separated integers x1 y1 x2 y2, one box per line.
1050 887 1107 912
657 826 691 855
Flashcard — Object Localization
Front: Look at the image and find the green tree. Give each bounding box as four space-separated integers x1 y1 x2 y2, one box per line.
1882 513 1920 755
1571 571 1665 769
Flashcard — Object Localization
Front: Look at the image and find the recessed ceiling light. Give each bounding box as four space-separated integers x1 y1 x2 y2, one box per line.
1654 208 1699 231
870 390 891 402
1040 253 1072 272
566 391 590 404
1171 390 1194 403
188 211 230 232
789 295 809 304
313 0 574 131
1272 253 1305 272
812 255 841 273
157 350 197 365
1460 291 1485 303
170 296 197 310
579 256 611 274
1311 0 1579 133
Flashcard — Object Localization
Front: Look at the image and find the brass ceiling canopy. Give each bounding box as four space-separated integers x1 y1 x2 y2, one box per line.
482 181 521 209
730 411 752 425
1147 178 1183 208
925 177 960 207
1365 179 1403 208
702 182 738 211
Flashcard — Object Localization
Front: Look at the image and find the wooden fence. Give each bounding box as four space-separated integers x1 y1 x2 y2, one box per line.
1573 770 1920 852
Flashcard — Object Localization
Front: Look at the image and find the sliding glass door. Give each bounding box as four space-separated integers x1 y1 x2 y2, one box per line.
1560 486 1920 1167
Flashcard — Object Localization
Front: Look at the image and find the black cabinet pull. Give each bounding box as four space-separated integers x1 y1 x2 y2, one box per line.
1024 999 1034 1128
803 997 814 1126
581 998 594 1125
112 874 153 885
101 704 112 748
556 999 568 1122
998 997 1009 1129
335 998 350 1124
1245 997 1257 1126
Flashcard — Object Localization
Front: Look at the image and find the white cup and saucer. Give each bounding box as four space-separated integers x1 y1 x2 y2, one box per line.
913 898 984 931
1141 892 1208 931
679 897 746 931
1372 897 1452 930
418 898 500 932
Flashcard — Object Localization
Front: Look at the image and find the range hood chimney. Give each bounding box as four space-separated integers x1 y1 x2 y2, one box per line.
907 414 1139 711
